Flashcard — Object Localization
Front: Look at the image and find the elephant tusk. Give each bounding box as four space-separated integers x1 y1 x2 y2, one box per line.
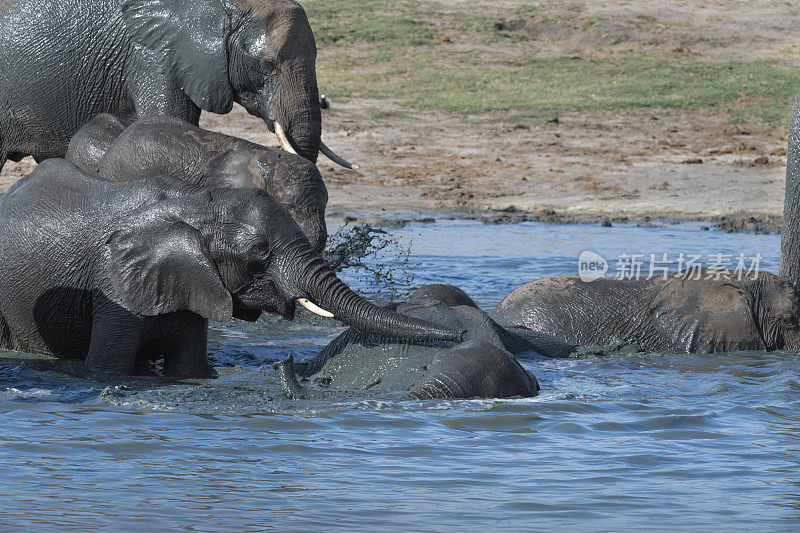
320 141 359 170
297 297 334 318
274 122 298 155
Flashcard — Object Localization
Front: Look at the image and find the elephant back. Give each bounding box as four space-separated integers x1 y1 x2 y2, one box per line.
98 116 234 184
492 276 660 348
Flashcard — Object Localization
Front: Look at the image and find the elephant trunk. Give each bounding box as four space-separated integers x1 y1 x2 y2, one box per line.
295 208 328 253
269 64 322 164
283 248 462 343
780 89 800 288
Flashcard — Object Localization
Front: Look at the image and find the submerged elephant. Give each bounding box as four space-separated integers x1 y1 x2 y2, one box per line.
0 160 459 377
0 0 351 169
272 284 580 400
492 271 800 354
66 114 329 251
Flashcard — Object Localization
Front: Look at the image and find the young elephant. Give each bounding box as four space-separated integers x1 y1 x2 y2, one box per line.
274 284 562 400
491 271 800 354
0 160 460 377
66 114 329 251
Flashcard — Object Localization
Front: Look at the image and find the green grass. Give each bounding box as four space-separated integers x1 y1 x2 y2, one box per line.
304 0 435 46
303 0 800 127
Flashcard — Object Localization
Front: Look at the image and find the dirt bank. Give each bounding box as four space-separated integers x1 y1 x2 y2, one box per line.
0 0 796 232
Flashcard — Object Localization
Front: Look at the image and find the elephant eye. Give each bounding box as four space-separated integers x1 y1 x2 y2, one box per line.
251 238 270 255
259 57 278 74
782 315 798 329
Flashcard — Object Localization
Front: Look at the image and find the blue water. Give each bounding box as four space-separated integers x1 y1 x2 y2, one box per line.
3 220 800 531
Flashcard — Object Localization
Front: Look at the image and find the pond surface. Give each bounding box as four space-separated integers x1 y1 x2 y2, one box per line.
2 220 800 531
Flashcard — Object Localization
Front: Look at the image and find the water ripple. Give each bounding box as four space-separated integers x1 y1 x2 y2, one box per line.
2 221 799 530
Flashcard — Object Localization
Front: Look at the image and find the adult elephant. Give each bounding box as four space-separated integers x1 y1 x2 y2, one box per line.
0 0 351 169
0 160 459 376
66 114 329 251
493 88 800 355
272 284 580 400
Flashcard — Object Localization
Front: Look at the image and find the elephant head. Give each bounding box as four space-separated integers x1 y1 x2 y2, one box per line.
203 143 330 251
245 150 328 252
745 273 800 351
105 188 460 343
122 0 352 166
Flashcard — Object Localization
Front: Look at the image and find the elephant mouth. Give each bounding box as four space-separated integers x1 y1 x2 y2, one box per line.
232 307 263 322
231 284 296 321
273 121 359 170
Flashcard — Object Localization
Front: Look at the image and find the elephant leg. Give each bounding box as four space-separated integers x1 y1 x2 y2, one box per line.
85 309 146 376
161 313 212 378
273 355 308 399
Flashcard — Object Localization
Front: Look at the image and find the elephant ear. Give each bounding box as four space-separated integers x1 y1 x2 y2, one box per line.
648 276 764 353
121 0 234 113
106 192 233 322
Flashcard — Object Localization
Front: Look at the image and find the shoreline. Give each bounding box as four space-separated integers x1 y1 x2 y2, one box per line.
325 207 785 235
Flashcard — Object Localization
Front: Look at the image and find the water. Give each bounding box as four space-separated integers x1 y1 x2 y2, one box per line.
3 220 800 531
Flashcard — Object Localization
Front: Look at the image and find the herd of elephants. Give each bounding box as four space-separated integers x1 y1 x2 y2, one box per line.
1 0 800 401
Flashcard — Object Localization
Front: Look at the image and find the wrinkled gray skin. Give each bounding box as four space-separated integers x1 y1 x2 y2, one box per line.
492 271 800 354
781 88 800 290
272 284 575 400
0 160 460 377
0 0 322 168
66 114 328 251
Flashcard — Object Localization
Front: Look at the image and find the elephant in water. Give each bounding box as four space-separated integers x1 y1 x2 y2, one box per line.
0 0 352 169
0 160 459 377
491 271 800 354
66 114 329 251
272 284 581 400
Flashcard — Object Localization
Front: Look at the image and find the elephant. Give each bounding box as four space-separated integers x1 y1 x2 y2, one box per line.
270 284 582 400
491 271 800 354
66 114 329 251
0 159 460 377
0 0 352 170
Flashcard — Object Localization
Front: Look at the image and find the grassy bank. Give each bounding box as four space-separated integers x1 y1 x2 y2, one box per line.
303 0 800 128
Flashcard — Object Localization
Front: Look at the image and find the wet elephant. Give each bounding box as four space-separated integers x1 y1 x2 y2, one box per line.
66 114 329 251
273 284 579 400
0 160 460 377
492 271 800 354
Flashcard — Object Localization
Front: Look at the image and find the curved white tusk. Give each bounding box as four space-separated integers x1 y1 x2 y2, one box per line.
320 141 360 170
297 297 334 318
274 122 298 155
